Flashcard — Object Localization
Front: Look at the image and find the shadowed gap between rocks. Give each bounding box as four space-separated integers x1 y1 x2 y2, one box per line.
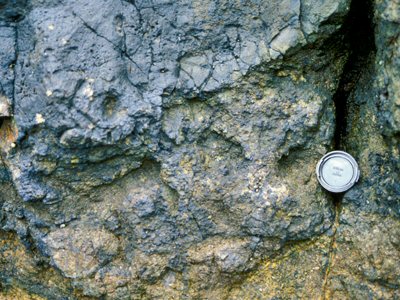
321 0 376 298
333 0 376 151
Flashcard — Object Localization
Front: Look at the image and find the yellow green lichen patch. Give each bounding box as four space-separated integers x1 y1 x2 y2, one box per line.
0 230 86 299
228 235 331 300
0 287 45 300
323 211 400 299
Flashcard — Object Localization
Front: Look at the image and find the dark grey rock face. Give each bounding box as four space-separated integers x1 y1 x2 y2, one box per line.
0 23 14 117
6 0 349 204
0 0 398 299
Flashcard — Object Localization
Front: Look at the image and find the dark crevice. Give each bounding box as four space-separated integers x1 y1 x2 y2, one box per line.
0 116 12 134
331 192 344 207
333 0 376 150
0 0 27 23
322 0 376 298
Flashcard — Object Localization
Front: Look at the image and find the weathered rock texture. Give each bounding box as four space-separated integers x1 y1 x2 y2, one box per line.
0 0 398 299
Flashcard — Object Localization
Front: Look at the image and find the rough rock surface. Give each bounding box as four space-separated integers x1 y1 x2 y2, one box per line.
0 0 398 299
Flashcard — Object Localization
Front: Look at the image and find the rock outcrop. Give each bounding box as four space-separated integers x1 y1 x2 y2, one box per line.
0 0 398 299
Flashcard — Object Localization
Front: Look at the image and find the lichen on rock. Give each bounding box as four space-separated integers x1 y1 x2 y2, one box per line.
0 0 399 299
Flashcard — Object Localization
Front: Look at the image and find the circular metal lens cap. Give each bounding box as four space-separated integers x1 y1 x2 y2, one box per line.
316 151 360 193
